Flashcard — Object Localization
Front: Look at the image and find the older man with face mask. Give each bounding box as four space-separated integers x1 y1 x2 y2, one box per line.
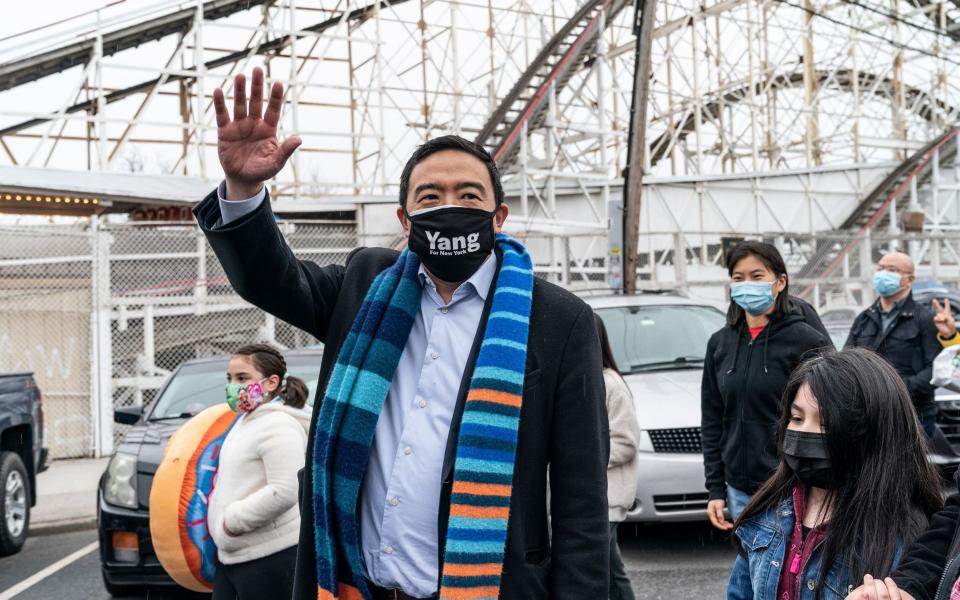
844 252 942 440
192 68 610 600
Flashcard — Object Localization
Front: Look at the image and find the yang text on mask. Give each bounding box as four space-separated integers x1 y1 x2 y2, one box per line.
424 230 481 256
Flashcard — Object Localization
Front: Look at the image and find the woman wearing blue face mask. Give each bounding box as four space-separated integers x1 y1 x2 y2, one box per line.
702 241 832 532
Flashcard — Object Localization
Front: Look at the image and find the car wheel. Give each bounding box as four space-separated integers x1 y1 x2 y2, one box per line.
101 570 145 597
0 451 30 556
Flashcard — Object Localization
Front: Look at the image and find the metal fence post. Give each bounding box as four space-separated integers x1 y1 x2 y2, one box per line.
861 231 874 306
932 234 942 279
143 304 156 377
674 233 687 291
842 251 851 304
195 232 207 315
90 217 114 457
262 313 277 345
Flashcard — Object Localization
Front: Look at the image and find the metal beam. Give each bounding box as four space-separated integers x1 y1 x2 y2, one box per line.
623 0 657 293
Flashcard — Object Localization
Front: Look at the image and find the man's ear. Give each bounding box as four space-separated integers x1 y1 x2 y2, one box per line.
397 206 411 237
494 203 509 233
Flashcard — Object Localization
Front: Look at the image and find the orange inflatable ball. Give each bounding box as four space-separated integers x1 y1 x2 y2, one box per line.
149 404 240 592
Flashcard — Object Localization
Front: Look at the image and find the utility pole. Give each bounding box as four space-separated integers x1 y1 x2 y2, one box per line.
621 0 657 293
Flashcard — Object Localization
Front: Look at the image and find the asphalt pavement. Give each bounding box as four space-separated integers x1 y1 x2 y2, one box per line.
0 521 735 599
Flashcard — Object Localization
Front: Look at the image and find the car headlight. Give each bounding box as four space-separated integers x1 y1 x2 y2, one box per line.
638 430 655 453
103 452 138 509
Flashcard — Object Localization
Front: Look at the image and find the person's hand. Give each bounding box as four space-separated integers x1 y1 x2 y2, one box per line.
844 575 915 600
933 298 957 339
213 66 302 200
223 521 239 538
707 498 733 531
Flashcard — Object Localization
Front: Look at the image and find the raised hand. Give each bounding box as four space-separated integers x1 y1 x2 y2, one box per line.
933 298 957 340
213 67 302 200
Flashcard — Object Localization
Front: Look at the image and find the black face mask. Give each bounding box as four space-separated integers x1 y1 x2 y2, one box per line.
406 205 497 283
783 429 834 489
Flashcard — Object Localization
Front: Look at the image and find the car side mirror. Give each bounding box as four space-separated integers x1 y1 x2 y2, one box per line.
114 405 143 425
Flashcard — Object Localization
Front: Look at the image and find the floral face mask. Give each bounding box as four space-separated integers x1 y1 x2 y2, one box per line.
225 378 268 413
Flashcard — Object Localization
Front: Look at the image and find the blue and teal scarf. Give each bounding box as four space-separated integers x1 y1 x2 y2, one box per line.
312 234 534 600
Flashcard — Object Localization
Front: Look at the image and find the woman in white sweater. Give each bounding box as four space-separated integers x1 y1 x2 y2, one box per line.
207 344 312 600
595 315 642 600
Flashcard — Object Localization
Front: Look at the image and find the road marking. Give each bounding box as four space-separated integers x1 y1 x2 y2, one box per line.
0 541 98 600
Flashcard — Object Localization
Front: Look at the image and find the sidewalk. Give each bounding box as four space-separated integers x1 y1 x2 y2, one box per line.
29 457 110 535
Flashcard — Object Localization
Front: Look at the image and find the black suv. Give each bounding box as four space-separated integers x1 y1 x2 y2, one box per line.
97 349 322 596
0 372 47 556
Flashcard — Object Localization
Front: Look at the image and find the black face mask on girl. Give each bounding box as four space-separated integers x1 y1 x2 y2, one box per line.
406 205 497 282
783 429 834 489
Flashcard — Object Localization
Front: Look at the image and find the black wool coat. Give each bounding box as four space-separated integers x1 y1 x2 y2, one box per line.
194 190 610 600
844 292 941 412
893 471 960 600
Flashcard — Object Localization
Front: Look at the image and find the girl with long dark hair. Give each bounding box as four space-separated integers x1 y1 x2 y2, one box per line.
728 348 942 599
595 314 641 600
702 241 831 530
207 344 311 600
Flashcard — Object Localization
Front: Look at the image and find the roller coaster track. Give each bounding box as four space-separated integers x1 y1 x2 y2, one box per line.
474 0 632 172
0 0 272 93
644 66 960 288
796 127 960 293
0 0 410 138
906 0 960 42
648 69 956 168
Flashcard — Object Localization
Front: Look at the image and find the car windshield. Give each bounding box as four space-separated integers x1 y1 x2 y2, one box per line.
595 304 725 373
148 355 323 420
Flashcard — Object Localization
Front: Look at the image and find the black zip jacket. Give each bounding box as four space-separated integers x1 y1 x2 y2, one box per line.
844 292 941 411
894 473 960 600
792 295 830 339
701 308 831 500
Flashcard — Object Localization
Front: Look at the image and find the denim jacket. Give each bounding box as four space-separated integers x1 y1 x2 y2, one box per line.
726 495 857 600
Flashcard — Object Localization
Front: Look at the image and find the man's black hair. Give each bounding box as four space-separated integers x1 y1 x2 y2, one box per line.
398 135 505 210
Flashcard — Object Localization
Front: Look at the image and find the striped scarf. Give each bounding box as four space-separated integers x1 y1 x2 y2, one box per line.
312 234 533 600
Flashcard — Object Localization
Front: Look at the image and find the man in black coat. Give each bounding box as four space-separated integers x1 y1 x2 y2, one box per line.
195 68 609 600
845 252 942 440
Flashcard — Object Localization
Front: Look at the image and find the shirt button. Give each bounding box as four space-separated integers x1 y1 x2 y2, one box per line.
441 307 449 314
390 497 400 507
431 352 440 360
419 400 427 408
404 447 412 455
384 546 394 555
806 580 815 591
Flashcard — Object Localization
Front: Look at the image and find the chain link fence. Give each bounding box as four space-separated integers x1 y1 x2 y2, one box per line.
9 215 960 458
0 220 355 458
0 225 94 459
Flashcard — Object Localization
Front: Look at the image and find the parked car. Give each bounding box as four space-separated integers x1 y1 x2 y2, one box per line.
819 306 862 325
0 372 47 556
97 348 323 596
585 292 726 522
913 285 960 319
